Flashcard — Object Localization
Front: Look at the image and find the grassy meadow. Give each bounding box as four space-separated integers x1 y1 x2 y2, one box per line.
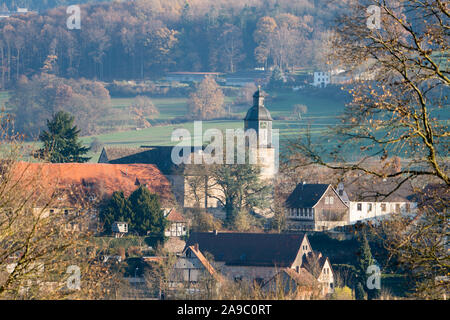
81 89 347 162
0 86 350 162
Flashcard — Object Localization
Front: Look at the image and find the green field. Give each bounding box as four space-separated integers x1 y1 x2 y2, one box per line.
1 87 348 162
81 89 345 161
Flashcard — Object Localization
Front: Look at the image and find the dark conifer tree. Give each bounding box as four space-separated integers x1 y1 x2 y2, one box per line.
128 186 167 238
99 191 134 234
38 111 90 163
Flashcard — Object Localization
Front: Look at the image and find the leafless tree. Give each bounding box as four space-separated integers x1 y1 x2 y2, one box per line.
290 0 449 192
0 114 119 299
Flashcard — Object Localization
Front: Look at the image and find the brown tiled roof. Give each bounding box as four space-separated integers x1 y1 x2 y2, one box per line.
280 268 317 286
11 162 174 204
165 208 186 222
185 232 307 267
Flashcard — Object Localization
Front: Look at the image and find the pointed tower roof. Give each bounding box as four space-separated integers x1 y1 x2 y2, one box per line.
244 86 273 121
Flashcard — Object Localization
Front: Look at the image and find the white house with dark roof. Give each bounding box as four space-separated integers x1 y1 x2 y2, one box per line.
338 181 417 224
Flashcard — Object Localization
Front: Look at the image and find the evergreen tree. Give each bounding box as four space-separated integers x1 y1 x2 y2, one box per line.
357 232 380 300
37 111 90 163
355 282 366 300
99 191 133 234
357 233 374 279
128 186 167 237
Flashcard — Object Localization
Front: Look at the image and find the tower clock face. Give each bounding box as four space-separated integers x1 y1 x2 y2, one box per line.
260 122 267 129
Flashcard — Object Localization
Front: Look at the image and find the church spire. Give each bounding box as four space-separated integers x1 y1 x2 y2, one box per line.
253 85 265 107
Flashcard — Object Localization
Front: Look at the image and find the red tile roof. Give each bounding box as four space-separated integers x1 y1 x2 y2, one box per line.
11 162 174 205
165 208 186 222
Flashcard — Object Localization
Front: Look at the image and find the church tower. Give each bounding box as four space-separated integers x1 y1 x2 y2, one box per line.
244 87 275 180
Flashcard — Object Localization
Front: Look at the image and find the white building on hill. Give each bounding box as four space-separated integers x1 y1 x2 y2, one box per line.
336 182 417 225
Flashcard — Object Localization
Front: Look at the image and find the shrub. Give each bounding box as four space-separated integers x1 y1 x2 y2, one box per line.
330 286 353 300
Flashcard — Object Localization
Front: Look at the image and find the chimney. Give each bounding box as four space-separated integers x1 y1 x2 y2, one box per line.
194 243 199 251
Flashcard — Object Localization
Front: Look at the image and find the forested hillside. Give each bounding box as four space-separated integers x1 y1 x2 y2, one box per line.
0 0 349 87
0 0 113 12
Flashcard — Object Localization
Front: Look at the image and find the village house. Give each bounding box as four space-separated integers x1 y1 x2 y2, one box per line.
285 183 349 232
9 162 176 233
262 267 320 299
336 182 418 225
164 208 188 237
112 222 128 238
312 71 330 87
183 231 334 296
263 249 335 298
169 244 225 294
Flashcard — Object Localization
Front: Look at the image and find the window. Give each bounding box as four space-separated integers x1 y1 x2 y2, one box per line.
325 197 329 205
368 203 372 212
406 203 411 212
339 190 343 196
395 204 400 213
381 204 386 212
357 203 362 211
329 197 334 205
